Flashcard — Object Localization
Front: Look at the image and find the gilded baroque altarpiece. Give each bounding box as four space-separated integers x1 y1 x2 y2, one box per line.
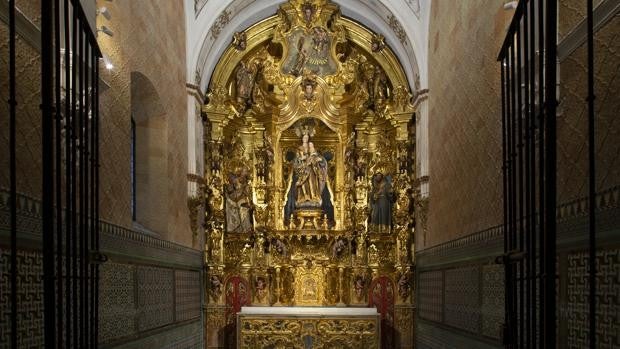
200 1 417 347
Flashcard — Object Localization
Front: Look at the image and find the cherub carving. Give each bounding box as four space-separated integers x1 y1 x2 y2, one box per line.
370 33 386 53
232 31 247 51
301 1 316 25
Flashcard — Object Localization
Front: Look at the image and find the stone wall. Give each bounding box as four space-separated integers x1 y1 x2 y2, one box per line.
418 1 620 347
96 0 192 246
0 1 192 244
0 0 43 198
556 6 620 204
424 0 511 249
0 1 203 347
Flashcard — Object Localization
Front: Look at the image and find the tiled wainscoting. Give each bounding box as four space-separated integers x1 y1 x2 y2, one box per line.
416 186 620 349
0 190 204 348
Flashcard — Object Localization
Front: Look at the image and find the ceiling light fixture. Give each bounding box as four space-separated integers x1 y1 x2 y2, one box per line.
97 25 114 37
97 6 111 20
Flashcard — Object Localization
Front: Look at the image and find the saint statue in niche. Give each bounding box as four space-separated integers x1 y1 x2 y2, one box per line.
284 120 335 224
225 168 253 233
369 172 393 233
225 138 254 233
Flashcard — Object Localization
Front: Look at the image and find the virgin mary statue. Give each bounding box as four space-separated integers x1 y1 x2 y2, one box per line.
284 122 334 222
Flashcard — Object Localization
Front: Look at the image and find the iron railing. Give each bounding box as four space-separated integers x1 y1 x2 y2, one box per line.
498 0 598 348
7 0 102 347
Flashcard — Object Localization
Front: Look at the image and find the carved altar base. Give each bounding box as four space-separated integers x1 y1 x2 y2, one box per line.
237 307 380 349
292 209 325 230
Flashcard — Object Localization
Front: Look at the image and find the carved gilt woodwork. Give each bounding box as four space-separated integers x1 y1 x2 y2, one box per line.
202 0 417 347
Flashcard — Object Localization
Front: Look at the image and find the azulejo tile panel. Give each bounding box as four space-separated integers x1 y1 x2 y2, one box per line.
418 270 443 322
175 269 201 322
481 263 504 339
0 189 204 347
136 266 175 331
99 262 137 342
444 266 481 333
566 248 620 349
0 247 44 348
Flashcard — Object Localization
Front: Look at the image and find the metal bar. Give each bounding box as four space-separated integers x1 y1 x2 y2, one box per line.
522 4 532 346
71 10 79 347
500 56 509 346
516 25 525 349
506 43 515 347
78 25 85 348
537 1 546 344
528 1 537 346
69 0 102 57
83 38 91 349
54 1 64 347
586 0 597 347
498 0 528 61
543 0 557 347
8 0 18 345
510 42 519 347
90 52 97 349
94 59 101 348
41 0 57 347
63 0 72 343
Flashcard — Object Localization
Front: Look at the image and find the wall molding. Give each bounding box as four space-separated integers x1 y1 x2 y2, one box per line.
0 189 203 269
558 0 620 61
0 1 41 51
417 185 620 268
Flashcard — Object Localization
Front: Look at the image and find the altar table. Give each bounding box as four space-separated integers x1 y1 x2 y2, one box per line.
237 306 381 348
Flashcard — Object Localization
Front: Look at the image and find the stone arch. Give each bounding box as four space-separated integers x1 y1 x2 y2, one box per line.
130 71 168 237
189 0 424 92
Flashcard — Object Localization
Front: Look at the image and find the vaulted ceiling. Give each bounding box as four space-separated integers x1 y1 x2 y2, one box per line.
184 0 430 93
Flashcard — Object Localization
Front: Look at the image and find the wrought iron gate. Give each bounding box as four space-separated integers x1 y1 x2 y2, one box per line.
6 0 102 347
498 0 598 348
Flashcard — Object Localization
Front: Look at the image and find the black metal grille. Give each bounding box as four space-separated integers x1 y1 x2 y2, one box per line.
7 0 102 347
498 1 598 348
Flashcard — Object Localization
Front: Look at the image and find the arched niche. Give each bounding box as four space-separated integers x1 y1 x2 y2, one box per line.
130 71 168 237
